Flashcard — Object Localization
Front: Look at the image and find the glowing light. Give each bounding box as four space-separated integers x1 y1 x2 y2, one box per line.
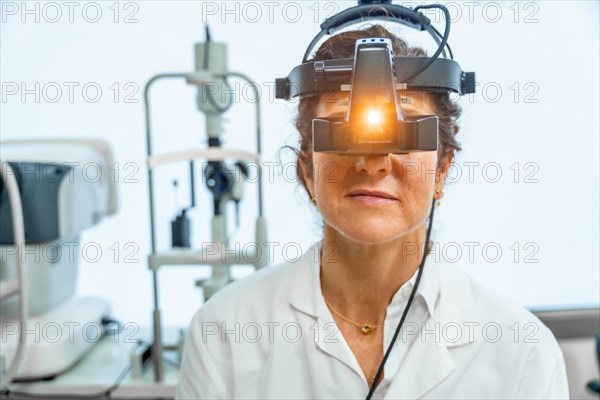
367 110 382 125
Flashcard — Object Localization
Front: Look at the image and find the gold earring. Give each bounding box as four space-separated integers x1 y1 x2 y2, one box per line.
311 196 317 206
435 189 444 207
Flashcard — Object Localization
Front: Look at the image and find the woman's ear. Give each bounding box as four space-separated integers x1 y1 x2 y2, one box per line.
436 152 454 185
298 155 315 197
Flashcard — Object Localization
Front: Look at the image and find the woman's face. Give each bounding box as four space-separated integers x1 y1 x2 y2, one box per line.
302 91 452 244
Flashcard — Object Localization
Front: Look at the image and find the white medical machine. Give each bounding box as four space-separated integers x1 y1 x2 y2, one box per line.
0 25 267 390
0 140 118 390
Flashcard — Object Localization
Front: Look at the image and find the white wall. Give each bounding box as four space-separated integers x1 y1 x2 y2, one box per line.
1 1 598 328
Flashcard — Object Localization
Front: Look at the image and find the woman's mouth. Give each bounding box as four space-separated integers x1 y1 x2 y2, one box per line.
346 189 398 206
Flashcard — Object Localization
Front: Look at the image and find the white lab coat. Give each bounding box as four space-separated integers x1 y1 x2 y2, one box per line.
176 241 569 399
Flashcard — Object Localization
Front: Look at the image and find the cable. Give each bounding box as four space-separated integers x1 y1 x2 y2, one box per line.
1 323 131 399
205 24 211 42
1 363 131 399
431 25 453 60
365 197 437 399
401 4 451 83
301 4 453 92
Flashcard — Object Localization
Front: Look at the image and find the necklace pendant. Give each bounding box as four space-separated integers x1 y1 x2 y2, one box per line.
361 324 373 334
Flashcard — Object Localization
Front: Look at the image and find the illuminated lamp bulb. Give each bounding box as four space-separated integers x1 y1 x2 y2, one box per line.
367 110 382 125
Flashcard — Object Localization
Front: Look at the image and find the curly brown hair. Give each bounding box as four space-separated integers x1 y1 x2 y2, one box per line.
288 24 463 201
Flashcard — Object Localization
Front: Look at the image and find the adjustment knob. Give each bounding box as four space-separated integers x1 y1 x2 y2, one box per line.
358 0 392 5
314 61 326 81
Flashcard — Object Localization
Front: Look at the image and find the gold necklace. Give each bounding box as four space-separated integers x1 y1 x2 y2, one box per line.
324 297 384 335
323 297 382 386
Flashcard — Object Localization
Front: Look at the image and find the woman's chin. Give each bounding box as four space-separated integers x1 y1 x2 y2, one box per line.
334 219 409 245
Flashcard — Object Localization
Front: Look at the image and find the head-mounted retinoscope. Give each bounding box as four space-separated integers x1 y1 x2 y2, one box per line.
275 0 476 155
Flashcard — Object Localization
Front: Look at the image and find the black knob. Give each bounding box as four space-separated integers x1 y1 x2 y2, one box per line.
358 0 392 5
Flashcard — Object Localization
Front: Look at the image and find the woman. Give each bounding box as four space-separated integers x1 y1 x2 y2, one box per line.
176 26 569 399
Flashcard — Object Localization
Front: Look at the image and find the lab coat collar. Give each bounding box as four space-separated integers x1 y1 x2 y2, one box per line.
289 241 453 325
288 242 477 343
288 241 477 398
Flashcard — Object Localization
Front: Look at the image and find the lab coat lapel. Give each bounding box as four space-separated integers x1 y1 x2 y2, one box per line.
383 318 455 399
384 262 477 399
288 244 478 398
313 297 366 378
288 243 366 378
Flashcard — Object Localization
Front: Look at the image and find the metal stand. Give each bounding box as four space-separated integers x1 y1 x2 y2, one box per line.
143 72 266 382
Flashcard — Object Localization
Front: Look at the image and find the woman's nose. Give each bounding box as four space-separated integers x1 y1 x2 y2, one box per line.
354 154 392 176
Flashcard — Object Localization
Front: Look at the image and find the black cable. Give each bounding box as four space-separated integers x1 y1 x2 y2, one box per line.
1 322 132 399
365 197 437 399
205 24 211 42
401 4 451 83
1 363 131 399
431 25 453 60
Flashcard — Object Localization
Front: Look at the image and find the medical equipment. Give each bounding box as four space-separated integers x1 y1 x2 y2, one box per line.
144 26 268 382
275 0 475 155
0 140 117 389
587 331 600 393
274 1 476 397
